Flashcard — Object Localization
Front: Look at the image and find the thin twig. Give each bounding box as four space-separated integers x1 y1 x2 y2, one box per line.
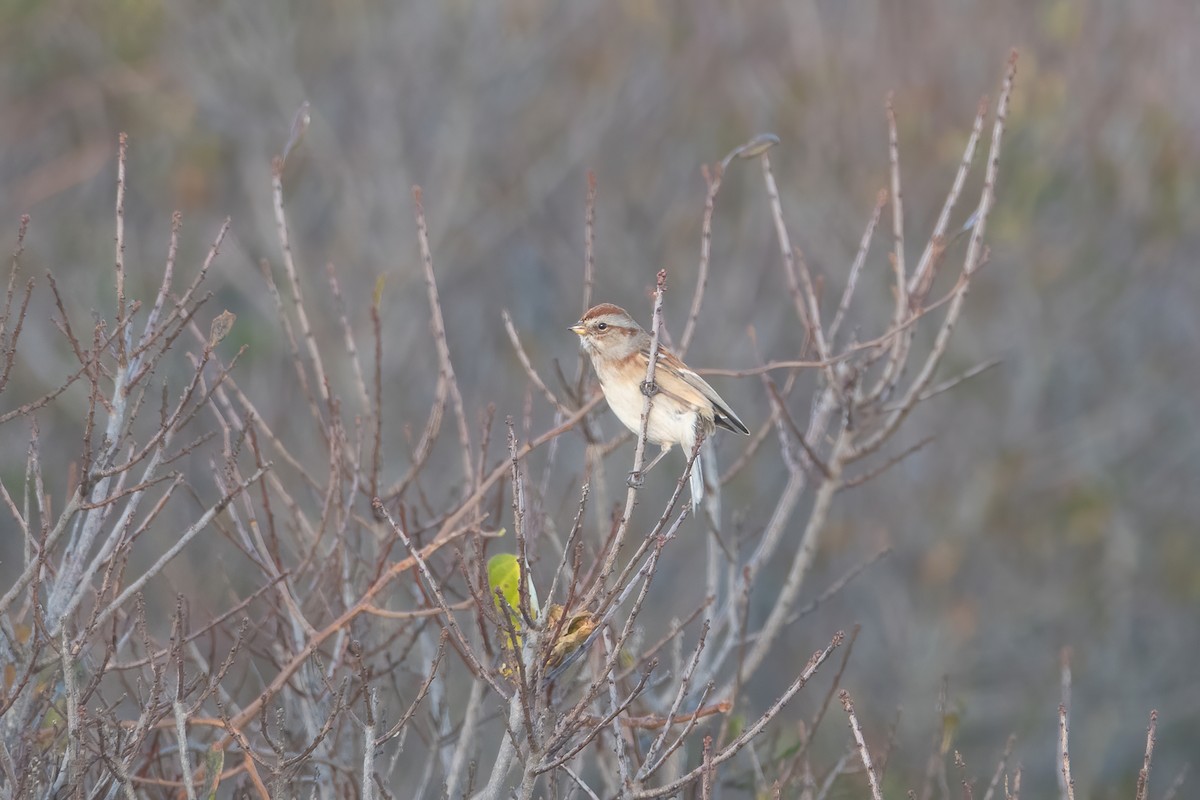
1059 645 1073 800
680 162 723 356
373 499 506 697
760 152 811 334
723 428 847 694
1136 710 1158 800
850 52 1018 461
90 465 269 631
1058 702 1075 800
633 632 843 799
413 186 475 490
638 621 711 779
829 189 887 344
503 309 571 415
271 157 329 406
909 95 989 297
114 132 128 367
980 735 1016 800
841 689 884 800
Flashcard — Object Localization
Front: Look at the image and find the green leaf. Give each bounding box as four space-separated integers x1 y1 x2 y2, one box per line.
487 554 540 671
487 554 539 627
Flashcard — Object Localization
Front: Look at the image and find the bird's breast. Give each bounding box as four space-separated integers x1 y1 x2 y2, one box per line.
596 369 711 447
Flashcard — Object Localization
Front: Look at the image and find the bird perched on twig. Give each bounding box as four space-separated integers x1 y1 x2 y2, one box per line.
571 303 749 511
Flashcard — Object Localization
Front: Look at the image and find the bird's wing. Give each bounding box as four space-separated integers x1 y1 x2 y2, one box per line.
644 346 750 435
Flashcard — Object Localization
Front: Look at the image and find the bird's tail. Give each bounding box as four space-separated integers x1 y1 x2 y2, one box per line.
701 440 722 522
689 450 704 513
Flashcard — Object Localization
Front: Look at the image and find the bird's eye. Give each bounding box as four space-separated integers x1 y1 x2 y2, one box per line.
596 322 608 331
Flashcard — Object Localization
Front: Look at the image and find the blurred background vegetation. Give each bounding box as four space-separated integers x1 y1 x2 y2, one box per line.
2 0 1197 795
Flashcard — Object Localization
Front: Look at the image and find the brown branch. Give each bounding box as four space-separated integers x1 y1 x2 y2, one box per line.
361 598 472 620
829 189 887 344
114 132 128 368
502 309 571 416
981 735 1017 800
632 631 843 799
840 435 935 491
909 95 989 297
850 52 1017 461
599 701 731 732
841 689 884 800
679 161 723 356
760 152 811 335
271 156 329 407
766 380 832 479
413 186 475 490
1135 710 1158 800
1058 702 1075 800
213 397 597 751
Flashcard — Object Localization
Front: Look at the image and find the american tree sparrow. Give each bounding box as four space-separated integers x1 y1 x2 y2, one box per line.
571 303 749 510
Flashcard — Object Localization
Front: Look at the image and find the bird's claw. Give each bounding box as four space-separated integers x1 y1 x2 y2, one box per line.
640 380 658 397
626 470 644 490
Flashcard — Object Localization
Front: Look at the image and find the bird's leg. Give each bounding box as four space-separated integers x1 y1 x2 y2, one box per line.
642 445 672 474
627 445 672 489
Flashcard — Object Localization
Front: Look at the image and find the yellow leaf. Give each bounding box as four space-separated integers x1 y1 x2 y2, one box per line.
487 554 539 656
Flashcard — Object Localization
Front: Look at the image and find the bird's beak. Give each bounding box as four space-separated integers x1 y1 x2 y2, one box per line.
569 323 586 336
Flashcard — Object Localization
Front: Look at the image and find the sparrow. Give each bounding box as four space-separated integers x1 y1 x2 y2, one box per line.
571 303 749 510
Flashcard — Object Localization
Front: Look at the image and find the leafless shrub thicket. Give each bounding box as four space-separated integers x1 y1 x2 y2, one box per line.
0 51 1173 800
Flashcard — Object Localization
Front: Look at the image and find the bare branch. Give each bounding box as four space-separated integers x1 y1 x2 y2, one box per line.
980 735 1017 800
841 689 884 800
1135 711 1158 800
271 154 329 407
633 631 844 799
679 162 723 356
829 189 887 344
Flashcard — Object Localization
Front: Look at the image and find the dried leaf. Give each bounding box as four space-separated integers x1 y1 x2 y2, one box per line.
208 310 236 347
544 604 597 670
